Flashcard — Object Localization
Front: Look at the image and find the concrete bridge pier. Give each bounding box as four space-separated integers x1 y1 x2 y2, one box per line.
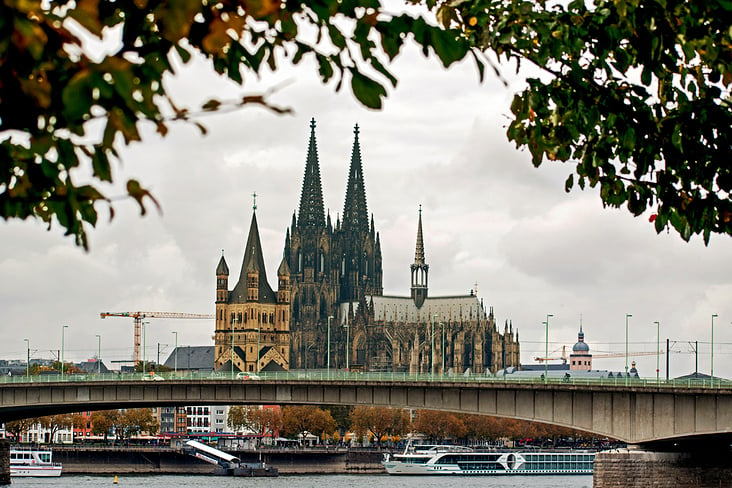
594 445 732 488
0 438 9 485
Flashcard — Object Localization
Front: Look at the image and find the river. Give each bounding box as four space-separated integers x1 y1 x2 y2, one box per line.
11 474 593 487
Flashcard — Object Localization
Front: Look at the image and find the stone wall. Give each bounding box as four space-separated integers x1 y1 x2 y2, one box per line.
594 448 732 488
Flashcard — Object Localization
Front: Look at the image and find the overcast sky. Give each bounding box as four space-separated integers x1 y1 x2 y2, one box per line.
2 23 732 379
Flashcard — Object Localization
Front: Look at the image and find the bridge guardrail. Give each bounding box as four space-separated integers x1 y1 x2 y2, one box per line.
1 370 731 390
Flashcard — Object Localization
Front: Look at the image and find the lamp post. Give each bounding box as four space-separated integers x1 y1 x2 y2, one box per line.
625 314 632 384
96 334 101 375
344 317 350 372
440 322 445 375
172 331 178 375
231 316 237 377
711 314 718 379
432 314 437 379
545 314 553 384
61 325 68 380
24 339 29 377
654 321 660 383
142 321 148 374
327 316 333 377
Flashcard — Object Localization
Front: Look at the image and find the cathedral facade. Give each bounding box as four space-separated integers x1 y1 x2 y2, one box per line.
281 119 519 373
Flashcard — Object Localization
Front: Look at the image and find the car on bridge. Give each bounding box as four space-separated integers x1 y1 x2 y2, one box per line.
236 373 261 380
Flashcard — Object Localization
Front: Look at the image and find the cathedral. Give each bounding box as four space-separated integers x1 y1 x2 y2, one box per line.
215 119 519 374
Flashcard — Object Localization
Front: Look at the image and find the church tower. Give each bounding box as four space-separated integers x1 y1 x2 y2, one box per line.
334 124 383 302
285 119 338 369
215 201 290 373
410 206 429 308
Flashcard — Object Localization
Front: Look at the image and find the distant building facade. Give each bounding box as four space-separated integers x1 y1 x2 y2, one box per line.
214 209 291 372
569 326 592 371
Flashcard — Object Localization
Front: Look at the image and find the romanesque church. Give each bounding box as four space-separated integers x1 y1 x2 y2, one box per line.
214 119 519 374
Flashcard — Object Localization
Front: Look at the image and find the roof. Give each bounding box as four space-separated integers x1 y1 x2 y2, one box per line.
297 118 326 229
77 360 110 374
230 212 277 304
216 254 229 275
341 294 486 325
163 346 215 371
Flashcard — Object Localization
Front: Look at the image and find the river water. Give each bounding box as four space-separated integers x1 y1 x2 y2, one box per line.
11 474 593 488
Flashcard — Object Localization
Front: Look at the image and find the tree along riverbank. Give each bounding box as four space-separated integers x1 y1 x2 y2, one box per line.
51 446 386 475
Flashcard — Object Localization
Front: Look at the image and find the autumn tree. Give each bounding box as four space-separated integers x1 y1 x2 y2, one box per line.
412 410 467 443
4 418 34 443
117 408 159 439
437 0 732 243
38 414 74 443
349 406 411 445
228 406 283 441
90 409 120 442
281 406 336 444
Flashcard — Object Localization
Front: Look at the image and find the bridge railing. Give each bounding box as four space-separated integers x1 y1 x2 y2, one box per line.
1 370 731 390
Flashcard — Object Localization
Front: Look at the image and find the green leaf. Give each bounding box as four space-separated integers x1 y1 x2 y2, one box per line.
565 174 574 192
350 69 386 109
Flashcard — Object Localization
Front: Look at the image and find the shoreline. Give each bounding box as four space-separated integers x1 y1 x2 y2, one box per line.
51 446 386 475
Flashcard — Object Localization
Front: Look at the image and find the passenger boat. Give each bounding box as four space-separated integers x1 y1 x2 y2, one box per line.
10 448 63 477
382 443 595 475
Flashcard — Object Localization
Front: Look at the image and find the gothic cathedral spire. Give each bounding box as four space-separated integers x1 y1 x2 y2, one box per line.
297 118 326 230
410 205 429 308
342 124 369 234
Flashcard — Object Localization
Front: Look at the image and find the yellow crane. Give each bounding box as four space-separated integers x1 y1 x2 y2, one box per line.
100 311 214 364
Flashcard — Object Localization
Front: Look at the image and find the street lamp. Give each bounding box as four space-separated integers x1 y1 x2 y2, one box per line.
344 316 350 372
172 331 178 375
440 322 445 375
142 321 149 374
96 334 101 375
625 314 632 384
327 316 333 376
256 326 261 373
231 316 237 377
545 314 553 384
61 325 69 380
711 314 718 379
432 314 438 378
654 321 660 383
24 339 29 377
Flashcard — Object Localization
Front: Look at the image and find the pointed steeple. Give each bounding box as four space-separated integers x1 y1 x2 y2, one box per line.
342 124 369 234
414 205 425 265
410 205 429 308
297 118 326 229
216 250 229 276
231 210 276 303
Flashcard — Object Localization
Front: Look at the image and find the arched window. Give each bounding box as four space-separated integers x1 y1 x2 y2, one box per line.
297 249 303 273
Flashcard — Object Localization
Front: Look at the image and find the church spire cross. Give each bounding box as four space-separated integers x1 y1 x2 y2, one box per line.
252 192 257 212
342 124 368 234
297 118 326 229
414 205 425 265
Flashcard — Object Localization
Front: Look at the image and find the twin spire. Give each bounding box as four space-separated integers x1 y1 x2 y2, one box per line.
296 119 370 234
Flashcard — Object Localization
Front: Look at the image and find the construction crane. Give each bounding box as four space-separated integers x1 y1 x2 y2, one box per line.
100 311 214 364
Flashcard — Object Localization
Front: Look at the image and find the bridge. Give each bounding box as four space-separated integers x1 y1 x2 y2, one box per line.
2 371 732 447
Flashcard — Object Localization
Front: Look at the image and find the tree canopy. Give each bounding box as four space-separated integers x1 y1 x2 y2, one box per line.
0 0 469 249
438 0 732 243
2 0 730 246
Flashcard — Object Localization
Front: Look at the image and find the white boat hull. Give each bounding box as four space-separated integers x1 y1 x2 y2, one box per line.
10 466 63 477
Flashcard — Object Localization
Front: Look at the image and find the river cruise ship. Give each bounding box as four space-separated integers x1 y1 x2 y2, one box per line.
382 444 595 475
10 448 63 477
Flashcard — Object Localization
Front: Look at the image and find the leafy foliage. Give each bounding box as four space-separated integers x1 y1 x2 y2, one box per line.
280 405 336 442
349 406 411 444
0 0 470 249
228 405 283 439
439 0 732 243
38 414 74 443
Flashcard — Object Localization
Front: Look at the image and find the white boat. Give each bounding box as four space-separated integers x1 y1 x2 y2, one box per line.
10 448 63 477
382 443 595 475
